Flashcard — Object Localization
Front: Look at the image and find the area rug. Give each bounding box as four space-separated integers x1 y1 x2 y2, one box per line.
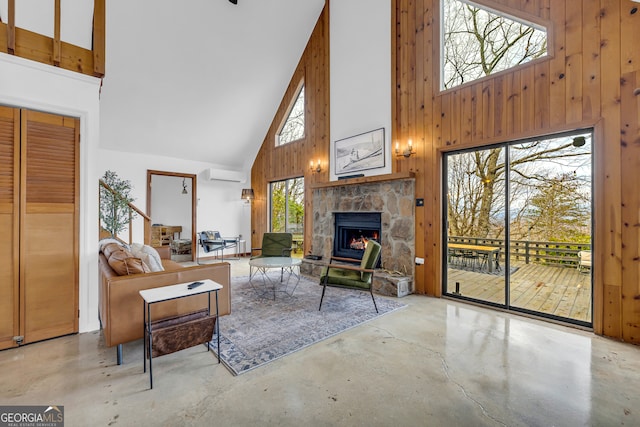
209 273 406 375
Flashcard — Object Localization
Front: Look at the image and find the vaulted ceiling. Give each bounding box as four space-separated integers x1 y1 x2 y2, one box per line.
99 0 325 171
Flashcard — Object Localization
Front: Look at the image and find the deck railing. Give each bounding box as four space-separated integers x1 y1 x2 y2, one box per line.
448 236 591 268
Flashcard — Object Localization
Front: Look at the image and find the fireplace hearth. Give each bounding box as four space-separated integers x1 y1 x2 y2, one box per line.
333 212 381 263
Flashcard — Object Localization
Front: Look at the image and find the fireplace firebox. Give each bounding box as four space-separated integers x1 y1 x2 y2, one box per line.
333 212 381 264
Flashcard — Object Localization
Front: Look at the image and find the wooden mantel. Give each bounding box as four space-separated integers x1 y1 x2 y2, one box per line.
310 172 415 189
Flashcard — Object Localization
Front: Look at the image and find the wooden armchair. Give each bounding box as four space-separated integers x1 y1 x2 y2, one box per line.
319 240 382 313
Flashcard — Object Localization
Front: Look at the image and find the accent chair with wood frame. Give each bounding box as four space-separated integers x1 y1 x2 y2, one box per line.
318 240 382 313
250 232 294 280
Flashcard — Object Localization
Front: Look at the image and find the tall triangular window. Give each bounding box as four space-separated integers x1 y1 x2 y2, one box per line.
276 81 305 146
441 0 548 90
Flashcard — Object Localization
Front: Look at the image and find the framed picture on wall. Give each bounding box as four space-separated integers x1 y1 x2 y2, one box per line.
334 128 385 175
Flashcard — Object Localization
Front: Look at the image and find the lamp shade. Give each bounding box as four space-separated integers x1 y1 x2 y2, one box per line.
241 188 255 201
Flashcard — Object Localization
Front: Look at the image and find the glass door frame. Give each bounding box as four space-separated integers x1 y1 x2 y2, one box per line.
442 130 594 328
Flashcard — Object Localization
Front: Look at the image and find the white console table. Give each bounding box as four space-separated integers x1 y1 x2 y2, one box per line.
140 279 222 389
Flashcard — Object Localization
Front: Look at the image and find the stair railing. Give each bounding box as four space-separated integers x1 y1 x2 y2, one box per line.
99 179 151 245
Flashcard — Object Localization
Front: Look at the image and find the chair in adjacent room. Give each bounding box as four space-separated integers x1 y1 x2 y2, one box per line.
318 240 382 313
197 231 238 263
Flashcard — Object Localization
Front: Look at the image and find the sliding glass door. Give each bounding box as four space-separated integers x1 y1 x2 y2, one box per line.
270 177 304 257
443 132 593 326
444 147 507 306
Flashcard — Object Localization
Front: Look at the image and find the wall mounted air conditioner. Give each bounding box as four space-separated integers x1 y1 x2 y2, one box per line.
205 168 246 183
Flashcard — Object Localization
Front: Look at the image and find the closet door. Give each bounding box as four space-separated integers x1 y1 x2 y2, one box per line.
20 110 79 343
0 106 20 350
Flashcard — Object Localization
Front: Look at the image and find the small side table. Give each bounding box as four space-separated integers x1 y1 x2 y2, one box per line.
139 279 222 389
237 239 246 257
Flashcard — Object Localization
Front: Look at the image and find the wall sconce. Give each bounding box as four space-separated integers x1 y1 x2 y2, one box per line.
181 178 188 194
309 159 322 173
395 139 416 158
241 188 255 203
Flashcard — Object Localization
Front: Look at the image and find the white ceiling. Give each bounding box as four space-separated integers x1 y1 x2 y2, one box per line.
99 0 325 171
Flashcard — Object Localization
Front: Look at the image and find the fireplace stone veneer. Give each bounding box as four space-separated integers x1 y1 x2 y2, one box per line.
307 176 415 296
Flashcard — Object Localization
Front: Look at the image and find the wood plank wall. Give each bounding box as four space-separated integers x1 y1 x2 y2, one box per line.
250 5 330 254
393 0 640 343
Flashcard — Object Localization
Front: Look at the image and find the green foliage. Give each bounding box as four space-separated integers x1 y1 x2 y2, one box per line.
270 178 304 233
99 170 136 237
528 172 590 243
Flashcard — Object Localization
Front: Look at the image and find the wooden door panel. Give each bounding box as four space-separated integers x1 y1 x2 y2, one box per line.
22 213 77 343
0 106 19 350
20 109 79 344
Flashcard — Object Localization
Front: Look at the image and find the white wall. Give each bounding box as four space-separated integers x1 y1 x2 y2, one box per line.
0 53 101 334
330 0 392 181
97 149 252 258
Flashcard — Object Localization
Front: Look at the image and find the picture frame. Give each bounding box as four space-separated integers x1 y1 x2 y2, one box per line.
334 128 385 175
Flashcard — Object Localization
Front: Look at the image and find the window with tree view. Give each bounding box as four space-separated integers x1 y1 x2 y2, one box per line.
276 82 305 146
441 0 547 90
270 177 304 257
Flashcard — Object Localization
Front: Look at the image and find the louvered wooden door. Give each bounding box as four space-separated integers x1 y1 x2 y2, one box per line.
0 107 79 349
0 107 20 350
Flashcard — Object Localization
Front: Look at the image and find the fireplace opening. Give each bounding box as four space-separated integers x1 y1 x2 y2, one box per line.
333 212 381 265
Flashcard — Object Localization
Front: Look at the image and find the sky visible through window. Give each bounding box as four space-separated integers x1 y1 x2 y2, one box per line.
442 0 547 90
277 84 305 146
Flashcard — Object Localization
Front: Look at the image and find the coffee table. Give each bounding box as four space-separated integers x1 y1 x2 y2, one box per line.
249 257 302 299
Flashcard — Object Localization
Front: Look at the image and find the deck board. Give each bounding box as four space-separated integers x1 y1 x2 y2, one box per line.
446 261 592 323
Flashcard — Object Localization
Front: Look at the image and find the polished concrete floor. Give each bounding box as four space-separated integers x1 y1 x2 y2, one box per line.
2 258 640 426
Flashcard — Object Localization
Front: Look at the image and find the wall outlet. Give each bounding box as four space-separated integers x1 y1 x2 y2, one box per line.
415 257 425 265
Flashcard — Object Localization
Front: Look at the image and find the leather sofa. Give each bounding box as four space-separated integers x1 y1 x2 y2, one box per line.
98 245 231 364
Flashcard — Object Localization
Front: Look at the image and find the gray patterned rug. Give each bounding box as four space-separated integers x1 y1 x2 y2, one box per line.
209 273 406 375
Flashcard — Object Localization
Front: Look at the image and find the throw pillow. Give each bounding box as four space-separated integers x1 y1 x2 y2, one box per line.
99 238 126 254
129 243 165 272
102 242 124 259
108 250 151 275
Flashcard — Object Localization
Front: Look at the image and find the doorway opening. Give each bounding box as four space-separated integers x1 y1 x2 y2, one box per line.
147 170 197 262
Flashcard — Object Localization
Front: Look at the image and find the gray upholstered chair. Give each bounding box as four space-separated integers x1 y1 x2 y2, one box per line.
198 231 237 263
318 240 382 313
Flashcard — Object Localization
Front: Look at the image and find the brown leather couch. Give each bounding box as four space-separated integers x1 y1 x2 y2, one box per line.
98 245 231 364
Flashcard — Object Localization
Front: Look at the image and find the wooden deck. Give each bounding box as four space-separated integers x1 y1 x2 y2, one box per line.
447 261 592 323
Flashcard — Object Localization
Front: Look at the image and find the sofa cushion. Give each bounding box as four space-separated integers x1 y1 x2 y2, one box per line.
129 243 165 272
107 249 151 275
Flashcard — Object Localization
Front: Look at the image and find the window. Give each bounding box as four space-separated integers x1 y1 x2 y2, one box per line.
270 177 304 256
441 0 547 90
276 81 305 146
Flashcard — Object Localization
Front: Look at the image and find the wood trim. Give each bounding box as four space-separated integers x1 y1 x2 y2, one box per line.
92 0 106 76
310 172 415 189
53 0 61 66
7 0 15 54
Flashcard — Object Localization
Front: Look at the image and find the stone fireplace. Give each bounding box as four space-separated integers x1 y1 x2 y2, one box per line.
303 173 415 297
